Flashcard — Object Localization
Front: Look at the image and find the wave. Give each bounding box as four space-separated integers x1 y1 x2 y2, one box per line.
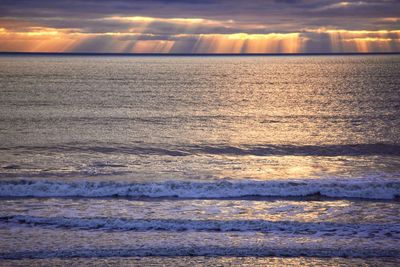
6 143 400 156
187 143 400 156
0 179 399 199
1 246 399 259
2 216 399 237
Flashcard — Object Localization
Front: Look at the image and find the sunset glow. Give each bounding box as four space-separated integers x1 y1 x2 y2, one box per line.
0 1 399 53
1 1 400 263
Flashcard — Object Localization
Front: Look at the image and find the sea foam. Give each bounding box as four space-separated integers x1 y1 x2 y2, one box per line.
0 178 399 199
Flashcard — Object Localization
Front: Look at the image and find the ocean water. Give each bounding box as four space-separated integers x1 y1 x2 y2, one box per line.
0 55 399 266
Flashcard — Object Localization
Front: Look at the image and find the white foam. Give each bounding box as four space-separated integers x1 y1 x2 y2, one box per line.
0 178 399 199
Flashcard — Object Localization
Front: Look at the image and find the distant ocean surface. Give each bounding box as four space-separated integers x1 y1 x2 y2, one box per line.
0 55 399 266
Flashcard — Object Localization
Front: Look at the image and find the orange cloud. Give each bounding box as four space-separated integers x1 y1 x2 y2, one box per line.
131 40 175 53
307 28 400 53
193 33 305 53
0 20 399 53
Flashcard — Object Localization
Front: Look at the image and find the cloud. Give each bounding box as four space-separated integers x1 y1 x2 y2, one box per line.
0 0 399 53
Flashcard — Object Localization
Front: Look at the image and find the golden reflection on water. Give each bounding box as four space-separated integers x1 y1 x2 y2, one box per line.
1 256 392 266
214 155 379 180
207 199 354 223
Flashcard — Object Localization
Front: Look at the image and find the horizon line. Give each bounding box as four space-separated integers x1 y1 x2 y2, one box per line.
1 52 400 57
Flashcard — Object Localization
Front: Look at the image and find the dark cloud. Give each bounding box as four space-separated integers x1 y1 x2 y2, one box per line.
1 1 398 24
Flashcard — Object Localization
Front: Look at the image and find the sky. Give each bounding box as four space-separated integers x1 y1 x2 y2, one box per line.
0 0 399 53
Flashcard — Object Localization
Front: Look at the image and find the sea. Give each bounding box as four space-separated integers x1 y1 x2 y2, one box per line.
0 54 399 266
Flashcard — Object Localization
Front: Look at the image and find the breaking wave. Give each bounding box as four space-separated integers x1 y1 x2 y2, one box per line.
0 178 399 199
